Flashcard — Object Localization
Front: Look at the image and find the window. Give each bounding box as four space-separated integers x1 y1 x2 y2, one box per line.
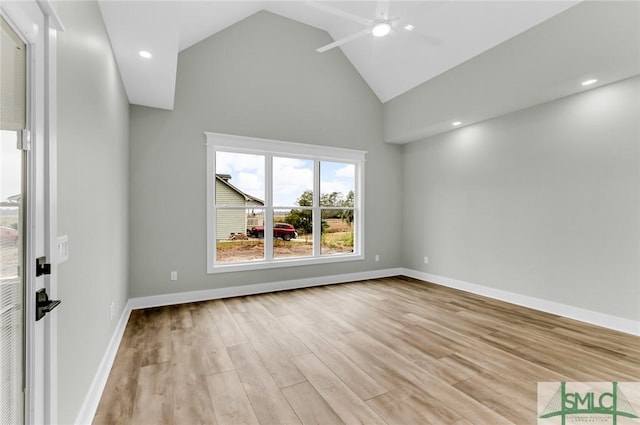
206 132 365 273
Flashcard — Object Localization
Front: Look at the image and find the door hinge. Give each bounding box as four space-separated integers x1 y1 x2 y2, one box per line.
36 256 51 277
18 129 31 151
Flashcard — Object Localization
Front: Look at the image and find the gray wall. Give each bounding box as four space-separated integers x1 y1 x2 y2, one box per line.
129 11 402 297
402 76 640 321
55 1 130 423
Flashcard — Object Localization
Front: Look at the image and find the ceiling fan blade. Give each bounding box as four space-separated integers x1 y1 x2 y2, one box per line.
376 0 390 20
316 28 372 53
306 0 372 26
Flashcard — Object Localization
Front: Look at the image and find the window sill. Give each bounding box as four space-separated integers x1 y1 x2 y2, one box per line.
207 253 364 274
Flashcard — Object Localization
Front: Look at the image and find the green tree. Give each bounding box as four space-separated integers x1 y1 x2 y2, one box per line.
340 190 354 224
297 189 313 207
285 189 355 233
285 190 313 234
321 191 344 219
286 189 344 234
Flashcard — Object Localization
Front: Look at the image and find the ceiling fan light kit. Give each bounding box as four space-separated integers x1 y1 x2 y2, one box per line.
372 20 392 37
309 0 440 53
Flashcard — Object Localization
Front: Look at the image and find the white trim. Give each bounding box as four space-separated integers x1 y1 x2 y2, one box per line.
43 9 59 424
130 268 402 310
74 302 132 425
401 268 640 337
208 253 365 274
206 136 215 272
205 132 367 163
36 0 64 32
312 160 320 257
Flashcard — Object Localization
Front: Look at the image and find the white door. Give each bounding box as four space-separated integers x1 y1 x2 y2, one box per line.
1 2 60 424
0 14 27 424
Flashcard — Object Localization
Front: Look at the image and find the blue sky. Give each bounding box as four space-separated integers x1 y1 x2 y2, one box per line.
216 152 354 206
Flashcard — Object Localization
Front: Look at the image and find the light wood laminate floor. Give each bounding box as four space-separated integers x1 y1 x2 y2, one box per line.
93 276 640 425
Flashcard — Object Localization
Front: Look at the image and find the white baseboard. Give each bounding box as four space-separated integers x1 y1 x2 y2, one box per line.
75 266 639 424
128 268 404 310
74 301 132 425
73 267 402 424
401 268 640 337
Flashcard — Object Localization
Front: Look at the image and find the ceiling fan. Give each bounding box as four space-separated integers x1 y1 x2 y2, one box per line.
308 0 441 53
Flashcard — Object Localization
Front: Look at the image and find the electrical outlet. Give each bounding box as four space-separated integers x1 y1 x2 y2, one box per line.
424 256 429 264
109 302 115 321
375 254 380 262
171 271 178 281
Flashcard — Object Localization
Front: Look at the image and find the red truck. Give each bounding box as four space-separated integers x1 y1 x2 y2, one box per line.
248 223 298 241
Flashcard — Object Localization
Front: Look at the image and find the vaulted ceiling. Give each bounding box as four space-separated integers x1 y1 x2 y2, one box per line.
97 1 640 143
98 1 579 109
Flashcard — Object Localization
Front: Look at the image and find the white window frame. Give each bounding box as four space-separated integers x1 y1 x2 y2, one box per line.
206 132 365 273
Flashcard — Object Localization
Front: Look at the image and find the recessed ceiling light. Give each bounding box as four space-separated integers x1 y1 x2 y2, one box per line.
372 21 391 37
452 121 462 126
581 79 598 86
404 24 415 31
139 50 152 59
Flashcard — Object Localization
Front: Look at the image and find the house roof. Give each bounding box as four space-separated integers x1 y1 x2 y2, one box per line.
216 174 264 205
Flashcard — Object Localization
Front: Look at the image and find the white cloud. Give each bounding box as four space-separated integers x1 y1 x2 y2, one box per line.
321 165 354 197
216 152 264 198
274 157 308 169
320 162 354 198
273 157 313 206
236 172 265 199
215 154 354 206
216 151 264 174
335 164 354 178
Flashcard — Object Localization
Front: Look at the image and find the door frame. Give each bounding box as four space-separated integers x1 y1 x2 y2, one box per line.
0 1 62 423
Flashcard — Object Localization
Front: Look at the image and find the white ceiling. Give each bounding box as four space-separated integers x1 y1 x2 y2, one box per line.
98 0 580 110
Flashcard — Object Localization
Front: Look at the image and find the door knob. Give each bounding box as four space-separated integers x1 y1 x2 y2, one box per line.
36 288 61 321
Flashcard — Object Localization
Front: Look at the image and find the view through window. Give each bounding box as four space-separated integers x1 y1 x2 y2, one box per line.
206 133 365 272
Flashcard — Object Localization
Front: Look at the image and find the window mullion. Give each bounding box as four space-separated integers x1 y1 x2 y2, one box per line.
265 154 274 261
209 145 217 269
313 159 321 257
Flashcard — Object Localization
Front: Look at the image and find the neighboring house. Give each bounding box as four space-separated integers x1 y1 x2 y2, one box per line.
215 174 264 240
